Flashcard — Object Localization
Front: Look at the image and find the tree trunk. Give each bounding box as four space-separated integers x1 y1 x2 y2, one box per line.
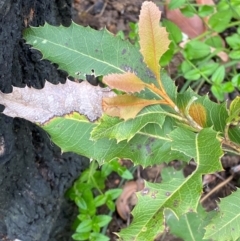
0 1 89 241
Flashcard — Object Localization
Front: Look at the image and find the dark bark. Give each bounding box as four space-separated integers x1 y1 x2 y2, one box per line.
0 1 89 241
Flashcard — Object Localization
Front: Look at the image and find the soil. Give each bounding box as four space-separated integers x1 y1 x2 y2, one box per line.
72 1 240 241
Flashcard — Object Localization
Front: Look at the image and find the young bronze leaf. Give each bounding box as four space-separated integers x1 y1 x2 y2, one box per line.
102 95 165 120
189 103 207 127
139 1 170 81
103 72 145 93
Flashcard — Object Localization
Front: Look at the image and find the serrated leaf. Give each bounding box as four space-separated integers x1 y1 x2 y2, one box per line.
204 189 240 241
102 95 166 120
166 205 210 241
169 128 223 173
118 128 223 240
0 80 115 123
139 1 170 82
177 89 228 132
103 72 145 93
91 105 167 142
42 113 189 167
23 22 159 88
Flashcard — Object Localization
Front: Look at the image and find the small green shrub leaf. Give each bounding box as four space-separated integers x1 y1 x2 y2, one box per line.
229 50 240 59
228 96 240 123
72 232 90 241
168 0 186 10
184 41 211 60
76 219 93 233
198 5 214 17
208 10 232 32
211 66 225 84
93 215 112 227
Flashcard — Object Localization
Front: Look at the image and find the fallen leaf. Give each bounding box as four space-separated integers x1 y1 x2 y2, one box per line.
102 95 166 120
116 179 145 220
0 79 115 124
103 72 145 93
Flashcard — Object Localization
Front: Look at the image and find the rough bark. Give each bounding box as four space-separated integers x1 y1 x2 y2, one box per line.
0 1 89 241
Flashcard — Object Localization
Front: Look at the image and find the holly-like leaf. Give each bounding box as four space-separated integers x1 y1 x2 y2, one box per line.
0 80 115 123
118 127 223 240
42 113 189 167
91 105 167 142
204 189 240 241
227 96 240 123
177 89 228 132
139 1 170 81
103 72 145 93
102 95 166 120
23 22 159 88
166 205 210 241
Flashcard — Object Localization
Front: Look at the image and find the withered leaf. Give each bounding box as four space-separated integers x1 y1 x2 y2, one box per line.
0 79 115 124
116 179 144 221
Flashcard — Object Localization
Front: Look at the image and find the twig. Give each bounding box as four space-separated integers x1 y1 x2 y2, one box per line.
200 175 234 204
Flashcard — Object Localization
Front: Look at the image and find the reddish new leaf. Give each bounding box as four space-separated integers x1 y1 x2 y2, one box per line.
102 95 165 120
139 1 170 81
189 103 207 127
103 72 145 93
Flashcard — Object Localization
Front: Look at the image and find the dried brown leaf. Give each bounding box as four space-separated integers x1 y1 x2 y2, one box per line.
0 79 115 124
116 179 144 220
165 7 205 38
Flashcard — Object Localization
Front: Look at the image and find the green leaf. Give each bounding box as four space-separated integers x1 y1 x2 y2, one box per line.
161 166 184 182
232 74 240 87
184 68 201 80
105 188 122 200
90 232 110 241
162 20 182 44
211 65 225 84
42 112 190 167
228 125 240 145
199 62 219 76
76 220 93 233
93 215 112 227
226 34 240 49
205 36 223 49
23 23 159 87
72 232 90 241
75 197 88 210
208 10 232 32
180 5 195 17
166 205 210 241
211 85 225 101
94 194 107 207
91 105 166 142
118 128 223 240
204 189 240 241
198 5 214 17
169 128 223 173
228 96 240 123
229 50 240 59
168 0 186 10
184 40 211 60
